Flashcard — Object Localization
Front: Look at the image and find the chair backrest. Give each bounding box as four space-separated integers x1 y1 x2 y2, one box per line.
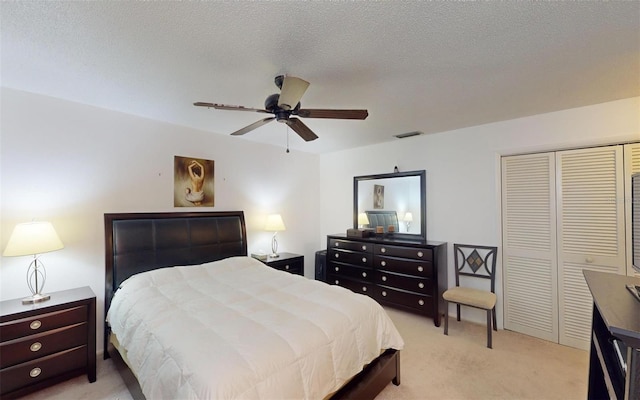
453 244 498 293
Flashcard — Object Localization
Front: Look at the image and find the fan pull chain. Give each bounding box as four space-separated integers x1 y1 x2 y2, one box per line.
286 126 290 153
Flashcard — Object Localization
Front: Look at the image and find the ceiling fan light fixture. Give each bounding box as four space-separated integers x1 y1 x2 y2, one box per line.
278 76 309 111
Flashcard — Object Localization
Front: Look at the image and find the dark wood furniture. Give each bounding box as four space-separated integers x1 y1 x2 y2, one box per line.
584 270 640 400
327 234 447 326
104 211 400 400
256 252 304 275
0 286 96 399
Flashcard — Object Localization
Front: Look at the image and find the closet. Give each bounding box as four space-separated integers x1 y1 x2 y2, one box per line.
501 142 640 350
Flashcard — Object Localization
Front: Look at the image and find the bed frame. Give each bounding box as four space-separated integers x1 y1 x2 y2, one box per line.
103 211 400 400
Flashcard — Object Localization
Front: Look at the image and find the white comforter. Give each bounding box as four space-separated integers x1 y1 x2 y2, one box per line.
106 256 404 399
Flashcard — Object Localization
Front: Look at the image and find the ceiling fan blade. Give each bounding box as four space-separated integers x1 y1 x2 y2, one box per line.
230 117 275 136
194 102 269 113
278 76 310 111
286 118 319 142
297 108 369 120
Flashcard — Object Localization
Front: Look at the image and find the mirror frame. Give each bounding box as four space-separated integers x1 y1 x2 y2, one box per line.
353 170 426 241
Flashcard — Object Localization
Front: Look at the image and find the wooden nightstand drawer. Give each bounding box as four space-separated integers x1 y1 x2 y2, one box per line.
258 253 304 275
0 345 87 395
0 306 87 342
0 286 96 399
1 323 87 367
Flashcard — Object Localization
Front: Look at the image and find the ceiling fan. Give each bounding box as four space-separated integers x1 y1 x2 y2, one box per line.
194 75 369 142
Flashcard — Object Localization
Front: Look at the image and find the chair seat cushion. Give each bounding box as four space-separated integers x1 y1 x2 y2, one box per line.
443 287 497 310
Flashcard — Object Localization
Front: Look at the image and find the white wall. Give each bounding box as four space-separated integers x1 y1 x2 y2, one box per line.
2 88 638 350
0 88 321 353
318 96 640 327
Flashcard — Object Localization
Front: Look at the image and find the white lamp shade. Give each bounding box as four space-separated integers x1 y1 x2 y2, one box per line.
264 214 286 232
403 212 413 222
358 213 370 225
3 221 64 257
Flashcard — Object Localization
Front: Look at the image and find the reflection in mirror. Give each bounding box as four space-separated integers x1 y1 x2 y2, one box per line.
353 170 426 240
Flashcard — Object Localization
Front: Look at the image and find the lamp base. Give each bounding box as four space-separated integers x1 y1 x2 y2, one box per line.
269 253 280 258
22 293 51 305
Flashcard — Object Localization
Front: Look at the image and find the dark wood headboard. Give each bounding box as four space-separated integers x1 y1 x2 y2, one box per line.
103 211 247 356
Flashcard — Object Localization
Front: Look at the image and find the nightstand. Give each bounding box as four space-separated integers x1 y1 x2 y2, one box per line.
0 286 96 399
257 252 304 275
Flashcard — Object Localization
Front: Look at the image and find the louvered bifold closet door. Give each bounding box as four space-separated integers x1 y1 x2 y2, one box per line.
502 153 558 342
624 142 640 278
556 146 625 350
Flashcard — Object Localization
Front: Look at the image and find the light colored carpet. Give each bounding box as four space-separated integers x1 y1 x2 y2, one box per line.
20 307 588 400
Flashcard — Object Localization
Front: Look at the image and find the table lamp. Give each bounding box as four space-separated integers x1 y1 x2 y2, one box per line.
3 221 64 304
265 214 286 258
403 212 413 232
358 213 370 228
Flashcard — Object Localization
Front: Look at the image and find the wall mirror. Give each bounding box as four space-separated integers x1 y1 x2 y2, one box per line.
353 170 426 240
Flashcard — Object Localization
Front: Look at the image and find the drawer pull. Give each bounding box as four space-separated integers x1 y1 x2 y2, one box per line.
335 280 340 284
382 276 387 281
30 368 42 378
362 272 367 278
417 266 424 272
30 342 42 352
381 261 386 267
285 265 290 270
362 257 367 263
335 253 340 259
335 242 340 247
418 299 425 306
382 291 387 297
362 286 367 292
335 266 339 272
30 320 42 330
381 247 386 253
417 251 424 258
361 245 367 251
418 282 425 289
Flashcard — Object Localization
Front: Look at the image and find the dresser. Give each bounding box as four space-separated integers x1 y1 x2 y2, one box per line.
0 286 96 399
326 234 447 326
256 252 304 275
584 270 639 400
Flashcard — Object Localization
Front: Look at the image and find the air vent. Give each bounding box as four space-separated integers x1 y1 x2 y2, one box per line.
394 131 424 139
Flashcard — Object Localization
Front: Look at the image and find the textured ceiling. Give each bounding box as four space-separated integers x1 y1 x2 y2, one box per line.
2 1 639 154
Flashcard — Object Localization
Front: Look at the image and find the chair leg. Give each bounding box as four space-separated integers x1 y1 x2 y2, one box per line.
456 304 461 321
486 309 493 349
443 301 449 335
492 307 497 331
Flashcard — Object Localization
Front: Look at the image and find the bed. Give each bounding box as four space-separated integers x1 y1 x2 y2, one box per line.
104 211 403 399
365 210 399 233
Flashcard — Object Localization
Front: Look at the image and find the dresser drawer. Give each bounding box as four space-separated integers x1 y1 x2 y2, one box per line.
1 323 87 368
329 239 372 253
375 256 433 277
268 258 303 274
327 275 374 296
329 264 372 282
0 306 87 342
374 286 434 313
0 345 87 395
374 271 432 294
329 249 373 267
374 244 433 261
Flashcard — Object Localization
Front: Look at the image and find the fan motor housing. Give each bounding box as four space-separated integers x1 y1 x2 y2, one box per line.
265 94 280 111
